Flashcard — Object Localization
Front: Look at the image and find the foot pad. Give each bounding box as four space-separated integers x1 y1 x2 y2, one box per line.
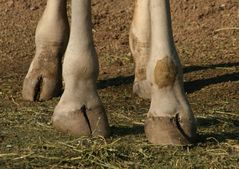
145 115 197 145
52 106 110 137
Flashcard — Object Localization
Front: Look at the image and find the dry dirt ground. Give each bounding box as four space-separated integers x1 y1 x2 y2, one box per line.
0 0 239 168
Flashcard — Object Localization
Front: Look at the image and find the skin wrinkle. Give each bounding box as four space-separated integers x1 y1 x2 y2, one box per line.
131 32 150 52
28 46 62 79
22 42 64 101
36 40 66 48
130 31 150 81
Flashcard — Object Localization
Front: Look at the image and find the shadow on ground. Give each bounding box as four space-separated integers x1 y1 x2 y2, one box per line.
110 125 144 137
185 72 239 93
109 116 239 144
97 62 239 94
197 117 239 144
97 75 134 89
183 62 239 73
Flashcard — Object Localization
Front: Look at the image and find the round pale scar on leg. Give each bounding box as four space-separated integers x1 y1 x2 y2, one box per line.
154 56 177 88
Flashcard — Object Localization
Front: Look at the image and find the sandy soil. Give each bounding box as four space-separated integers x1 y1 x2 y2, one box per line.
0 0 238 168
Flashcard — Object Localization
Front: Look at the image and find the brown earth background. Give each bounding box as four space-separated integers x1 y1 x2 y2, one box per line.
0 0 238 168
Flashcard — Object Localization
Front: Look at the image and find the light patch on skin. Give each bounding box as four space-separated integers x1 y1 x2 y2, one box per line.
154 56 177 88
